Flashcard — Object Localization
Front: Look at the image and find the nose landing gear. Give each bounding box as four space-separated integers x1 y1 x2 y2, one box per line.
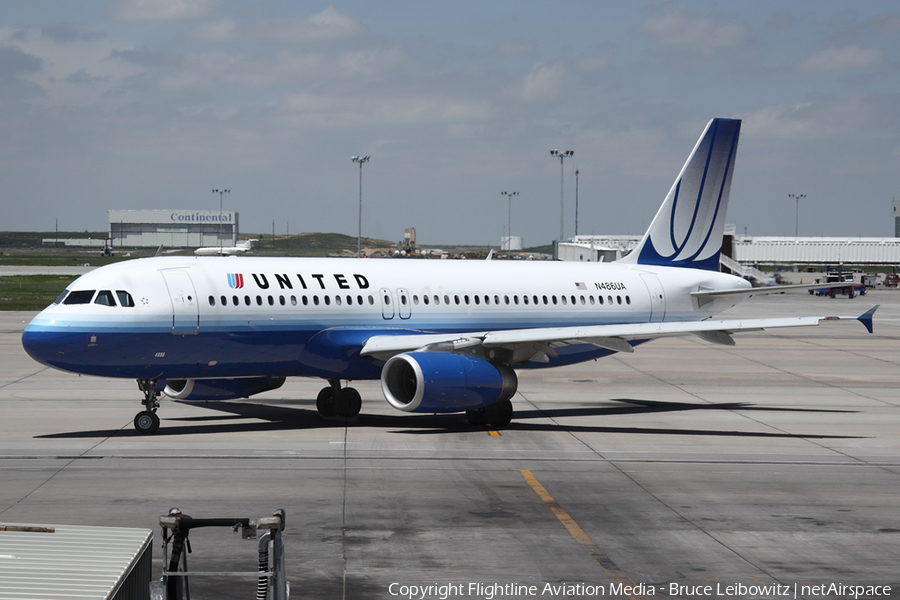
134 378 161 435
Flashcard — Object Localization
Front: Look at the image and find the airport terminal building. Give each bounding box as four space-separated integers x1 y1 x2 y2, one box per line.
108 210 238 248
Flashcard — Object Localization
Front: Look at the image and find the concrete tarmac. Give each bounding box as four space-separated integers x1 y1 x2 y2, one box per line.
1 291 899 599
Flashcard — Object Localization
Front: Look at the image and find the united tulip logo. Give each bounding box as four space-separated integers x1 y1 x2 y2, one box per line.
227 273 244 289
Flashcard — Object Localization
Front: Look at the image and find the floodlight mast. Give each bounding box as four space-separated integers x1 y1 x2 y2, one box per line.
788 193 806 237
212 189 230 253
501 191 518 258
550 150 574 241
352 156 370 258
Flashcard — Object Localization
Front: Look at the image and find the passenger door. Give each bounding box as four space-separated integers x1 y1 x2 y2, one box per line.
161 270 200 334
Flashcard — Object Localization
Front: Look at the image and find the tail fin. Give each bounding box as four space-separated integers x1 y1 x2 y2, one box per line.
622 118 741 271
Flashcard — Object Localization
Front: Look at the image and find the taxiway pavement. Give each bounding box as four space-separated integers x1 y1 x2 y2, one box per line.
1 291 898 599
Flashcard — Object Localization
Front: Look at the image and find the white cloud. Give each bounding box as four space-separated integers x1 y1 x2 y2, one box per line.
520 62 568 102
795 44 884 73
0 27 143 107
109 0 213 22
638 4 748 51
191 8 363 45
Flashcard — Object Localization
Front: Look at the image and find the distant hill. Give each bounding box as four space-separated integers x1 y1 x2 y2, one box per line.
244 232 396 256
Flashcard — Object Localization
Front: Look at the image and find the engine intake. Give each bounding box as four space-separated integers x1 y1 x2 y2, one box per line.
381 352 517 413
163 376 286 400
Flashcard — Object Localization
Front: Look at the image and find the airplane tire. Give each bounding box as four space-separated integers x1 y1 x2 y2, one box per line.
465 410 484 426
316 387 336 417
335 388 362 419
134 410 160 435
483 399 513 428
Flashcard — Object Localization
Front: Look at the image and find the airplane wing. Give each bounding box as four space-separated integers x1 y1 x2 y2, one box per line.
691 283 861 307
360 306 878 363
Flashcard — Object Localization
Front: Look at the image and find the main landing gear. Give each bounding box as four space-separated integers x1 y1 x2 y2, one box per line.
316 379 362 419
134 378 161 435
466 399 513 428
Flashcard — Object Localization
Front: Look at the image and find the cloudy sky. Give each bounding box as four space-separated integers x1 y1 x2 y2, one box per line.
1 1 898 246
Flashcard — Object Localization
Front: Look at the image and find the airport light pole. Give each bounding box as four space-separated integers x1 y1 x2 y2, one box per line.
574 168 580 237
212 189 230 252
789 193 806 237
550 149 574 241
352 156 370 258
501 191 518 258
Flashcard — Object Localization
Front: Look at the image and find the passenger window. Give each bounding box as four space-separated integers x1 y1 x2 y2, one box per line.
561 296 567 305
444 295 450 305
474 295 480 305
233 295 239 306
493 295 499 305
268 296 274 306
64 290 96 305
256 295 263 306
244 296 251 306
324 296 331 306
95 290 117 307
291 296 297 306
279 296 286 306
423 295 429 305
220 295 227 306
334 296 341 306
454 295 460 305
357 295 363 305
116 291 135 307
433 295 440 305
208 296 215 306
347 295 353 305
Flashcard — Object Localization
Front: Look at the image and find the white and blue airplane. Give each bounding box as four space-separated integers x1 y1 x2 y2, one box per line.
22 118 876 434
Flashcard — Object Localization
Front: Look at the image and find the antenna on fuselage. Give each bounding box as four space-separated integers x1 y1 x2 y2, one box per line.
155 245 164 257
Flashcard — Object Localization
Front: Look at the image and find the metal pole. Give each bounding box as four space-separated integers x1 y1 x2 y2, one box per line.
501 192 518 258
789 193 806 236
550 150 573 241
212 189 229 253
575 168 579 237
352 156 370 258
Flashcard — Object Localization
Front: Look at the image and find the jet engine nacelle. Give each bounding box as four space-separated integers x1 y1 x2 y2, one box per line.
163 376 286 400
380 352 517 413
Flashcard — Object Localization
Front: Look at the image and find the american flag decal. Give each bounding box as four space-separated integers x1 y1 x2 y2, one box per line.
227 273 244 289
575 282 587 290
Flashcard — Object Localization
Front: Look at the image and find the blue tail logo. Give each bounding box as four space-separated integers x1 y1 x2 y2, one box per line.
628 118 741 271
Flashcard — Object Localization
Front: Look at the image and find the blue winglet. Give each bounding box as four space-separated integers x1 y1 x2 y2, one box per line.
857 305 878 334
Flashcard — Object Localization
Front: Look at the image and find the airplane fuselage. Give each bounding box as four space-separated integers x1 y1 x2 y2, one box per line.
22 256 748 382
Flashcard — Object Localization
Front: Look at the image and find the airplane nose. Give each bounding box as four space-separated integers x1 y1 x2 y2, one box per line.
21 326 56 368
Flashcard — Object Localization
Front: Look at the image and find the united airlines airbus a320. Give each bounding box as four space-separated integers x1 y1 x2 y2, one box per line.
22 118 876 434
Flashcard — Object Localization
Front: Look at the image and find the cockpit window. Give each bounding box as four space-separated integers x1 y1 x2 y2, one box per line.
95 290 117 306
116 291 135 307
54 290 70 305
63 290 96 305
